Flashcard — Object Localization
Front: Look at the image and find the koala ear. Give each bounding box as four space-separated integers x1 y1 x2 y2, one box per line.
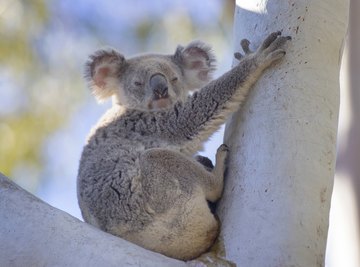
85 49 125 102
173 41 216 90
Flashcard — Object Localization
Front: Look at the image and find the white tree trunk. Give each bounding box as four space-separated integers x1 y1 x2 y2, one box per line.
217 1 349 266
0 173 186 267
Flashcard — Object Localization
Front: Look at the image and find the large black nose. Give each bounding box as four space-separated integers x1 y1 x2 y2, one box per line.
150 74 168 99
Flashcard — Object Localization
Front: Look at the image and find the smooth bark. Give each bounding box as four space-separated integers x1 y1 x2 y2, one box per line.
217 0 349 266
0 173 186 267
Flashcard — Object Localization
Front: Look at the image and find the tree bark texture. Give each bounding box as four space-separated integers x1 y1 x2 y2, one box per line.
217 1 349 266
0 173 186 267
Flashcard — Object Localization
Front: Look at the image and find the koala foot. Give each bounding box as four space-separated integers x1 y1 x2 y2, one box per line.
215 144 229 167
195 144 229 173
195 155 215 172
212 144 229 187
201 144 229 214
234 31 291 67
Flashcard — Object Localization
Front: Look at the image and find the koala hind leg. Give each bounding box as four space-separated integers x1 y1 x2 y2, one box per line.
212 144 229 185
141 147 226 204
196 144 229 194
137 148 226 259
196 144 229 213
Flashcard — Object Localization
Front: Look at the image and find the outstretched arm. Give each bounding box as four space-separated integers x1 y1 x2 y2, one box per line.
85 32 290 151
161 32 291 148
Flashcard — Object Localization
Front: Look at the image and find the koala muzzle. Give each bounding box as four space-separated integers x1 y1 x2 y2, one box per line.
150 74 169 99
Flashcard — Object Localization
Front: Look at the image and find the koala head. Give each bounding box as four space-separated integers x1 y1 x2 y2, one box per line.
85 42 216 110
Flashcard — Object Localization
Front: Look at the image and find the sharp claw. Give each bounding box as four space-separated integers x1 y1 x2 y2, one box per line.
240 39 251 54
240 39 250 46
234 52 243 60
235 32 290 63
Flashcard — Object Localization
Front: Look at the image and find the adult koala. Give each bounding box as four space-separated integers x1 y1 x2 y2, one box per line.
77 32 290 260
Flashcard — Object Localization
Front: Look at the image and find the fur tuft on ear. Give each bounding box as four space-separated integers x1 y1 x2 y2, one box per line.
85 49 125 102
173 41 216 90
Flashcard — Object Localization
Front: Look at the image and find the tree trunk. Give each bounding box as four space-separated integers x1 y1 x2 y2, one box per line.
217 0 349 266
0 173 186 267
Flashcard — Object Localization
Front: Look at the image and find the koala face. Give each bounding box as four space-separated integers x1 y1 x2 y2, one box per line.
85 42 216 110
117 55 187 110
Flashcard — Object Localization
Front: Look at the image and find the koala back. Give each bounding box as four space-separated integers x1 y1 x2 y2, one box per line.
78 31 291 261
78 40 220 260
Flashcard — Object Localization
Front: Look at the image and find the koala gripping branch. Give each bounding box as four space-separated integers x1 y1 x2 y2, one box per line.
172 57 262 146
170 32 290 147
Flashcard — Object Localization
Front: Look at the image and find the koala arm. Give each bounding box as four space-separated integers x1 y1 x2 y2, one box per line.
112 32 290 151
171 59 259 140
159 32 290 148
89 32 290 152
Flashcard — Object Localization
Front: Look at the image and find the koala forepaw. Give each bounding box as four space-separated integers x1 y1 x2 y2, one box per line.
234 31 291 65
257 31 291 65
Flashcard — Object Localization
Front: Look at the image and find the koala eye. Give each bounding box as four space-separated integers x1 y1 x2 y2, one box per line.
171 77 178 82
134 81 143 86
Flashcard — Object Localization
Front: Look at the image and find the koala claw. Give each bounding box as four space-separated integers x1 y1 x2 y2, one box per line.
217 144 229 153
234 31 291 63
255 31 291 66
260 32 291 53
234 52 243 61
240 39 251 54
233 39 252 60
216 144 229 163
260 31 282 50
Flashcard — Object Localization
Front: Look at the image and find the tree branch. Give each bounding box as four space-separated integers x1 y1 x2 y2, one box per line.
0 173 186 267
217 0 349 266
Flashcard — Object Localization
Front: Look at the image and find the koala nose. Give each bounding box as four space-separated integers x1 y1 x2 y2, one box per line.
150 74 169 99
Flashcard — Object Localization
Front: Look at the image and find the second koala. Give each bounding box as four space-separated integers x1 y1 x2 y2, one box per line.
77 32 290 260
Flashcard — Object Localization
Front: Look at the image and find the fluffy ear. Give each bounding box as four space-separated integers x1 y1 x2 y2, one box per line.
173 41 216 90
85 49 125 102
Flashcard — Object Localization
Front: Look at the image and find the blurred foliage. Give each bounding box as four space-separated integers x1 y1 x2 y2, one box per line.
0 0 234 191
0 113 59 174
0 0 48 72
0 0 59 177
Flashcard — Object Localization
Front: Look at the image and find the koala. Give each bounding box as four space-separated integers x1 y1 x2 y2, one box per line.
77 32 290 261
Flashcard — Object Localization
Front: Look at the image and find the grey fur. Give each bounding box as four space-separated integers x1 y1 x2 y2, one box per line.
77 32 290 260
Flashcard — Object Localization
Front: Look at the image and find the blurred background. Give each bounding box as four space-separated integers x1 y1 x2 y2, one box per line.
0 0 234 217
0 0 358 266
